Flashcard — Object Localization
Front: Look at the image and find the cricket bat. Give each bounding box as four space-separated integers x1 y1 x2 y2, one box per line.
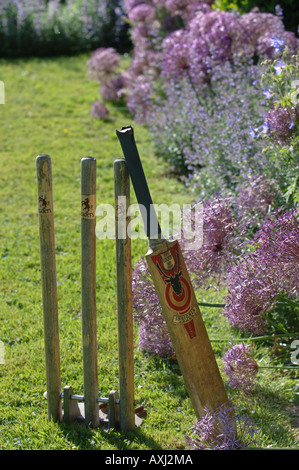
116 125 229 419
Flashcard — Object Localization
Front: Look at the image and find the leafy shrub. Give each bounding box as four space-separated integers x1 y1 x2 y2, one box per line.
259 47 299 205
213 1 299 36
0 0 130 57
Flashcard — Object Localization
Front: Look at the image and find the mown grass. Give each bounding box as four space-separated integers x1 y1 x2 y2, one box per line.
0 53 298 451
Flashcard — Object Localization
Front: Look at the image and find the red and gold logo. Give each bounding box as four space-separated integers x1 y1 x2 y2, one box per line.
151 242 197 339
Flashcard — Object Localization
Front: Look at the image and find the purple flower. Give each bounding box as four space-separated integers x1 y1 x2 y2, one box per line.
87 47 120 83
240 11 297 58
273 60 286 75
262 120 270 134
289 117 295 130
100 74 128 101
123 0 145 12
223 208 299 334
255 208 299 290
249 126 259 139
275 5 284 17
186 403 259 450
187 11 247 85
235 174 276 229
90 100 109 119
270 36 285 53
263 87 273 99
126 75 154 123
181 197 237 290
265 104 298 143
132 257 174 356
128 4 155 22
121 2 297 126
161 30 191 80
223 343 259 393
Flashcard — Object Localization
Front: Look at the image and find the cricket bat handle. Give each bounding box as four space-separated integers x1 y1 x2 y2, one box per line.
116 126 162 240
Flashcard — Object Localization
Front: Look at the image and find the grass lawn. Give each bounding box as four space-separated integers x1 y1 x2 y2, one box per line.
0 53 298 451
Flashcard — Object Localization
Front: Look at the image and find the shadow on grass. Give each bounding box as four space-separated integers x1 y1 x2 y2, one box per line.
60 420 162 451
230 381 299 448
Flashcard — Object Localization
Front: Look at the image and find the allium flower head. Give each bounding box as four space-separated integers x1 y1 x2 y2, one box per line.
87 47 120 83
132 257 174 356
181 197 237 289
203 198 235 255
235 174 276 229
90 100 109 119
126 75 155 123
223 208 299 334
265 104 299 143
100 74 128 101
254 208 299 290
223 343 259 393
123 0 145 12
186 403 259 450
161 30 191 80
128 3 156 23
239 12 296 58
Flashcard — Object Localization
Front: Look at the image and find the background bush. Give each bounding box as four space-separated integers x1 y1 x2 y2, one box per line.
0 0 130 57
214 0 299 35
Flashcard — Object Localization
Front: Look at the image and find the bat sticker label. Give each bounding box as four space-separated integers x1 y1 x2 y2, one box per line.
151 242 198 339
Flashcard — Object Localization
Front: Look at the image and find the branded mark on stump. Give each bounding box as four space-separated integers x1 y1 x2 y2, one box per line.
38 195 51 214
81 195 96 219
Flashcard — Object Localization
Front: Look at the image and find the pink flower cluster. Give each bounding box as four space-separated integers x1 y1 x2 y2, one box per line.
90 100 109 119
87 47 122 119
223 208 299 334
87 2 297 122
121 1 297 120
87 47 120 82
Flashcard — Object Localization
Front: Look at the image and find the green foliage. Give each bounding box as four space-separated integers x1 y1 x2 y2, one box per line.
267 294 299 337
0 0 130 58
213 0 248 13
213 0 299 35
260 49 299 206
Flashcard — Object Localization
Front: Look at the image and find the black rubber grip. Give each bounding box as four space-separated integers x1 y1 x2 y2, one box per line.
116 126 161 238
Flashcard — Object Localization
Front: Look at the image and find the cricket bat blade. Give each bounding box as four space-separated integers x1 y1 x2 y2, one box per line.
116 126 230 418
